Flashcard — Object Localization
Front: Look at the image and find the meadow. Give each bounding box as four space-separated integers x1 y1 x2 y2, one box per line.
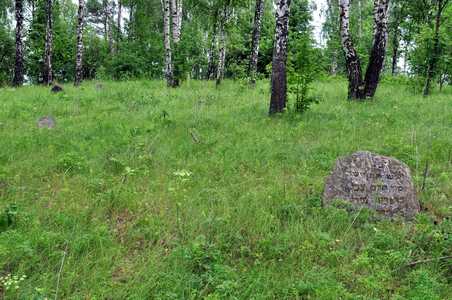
0 79 451 299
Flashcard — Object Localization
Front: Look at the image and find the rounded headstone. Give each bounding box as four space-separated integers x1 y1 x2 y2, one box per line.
37 116 56 129
51 84 63 93
323 151 420 219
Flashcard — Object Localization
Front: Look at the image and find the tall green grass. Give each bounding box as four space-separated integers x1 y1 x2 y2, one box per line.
0 79 451 299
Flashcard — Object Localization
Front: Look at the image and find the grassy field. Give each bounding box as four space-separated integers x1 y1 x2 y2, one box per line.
0 79 451 299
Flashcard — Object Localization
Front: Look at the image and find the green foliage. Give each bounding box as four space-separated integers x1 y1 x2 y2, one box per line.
287 10 322 114
0 204 18 232
0 24 14 86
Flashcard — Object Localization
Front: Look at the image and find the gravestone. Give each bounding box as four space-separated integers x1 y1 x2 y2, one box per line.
51 84 63 93
37 116 56 129
324 151 420 218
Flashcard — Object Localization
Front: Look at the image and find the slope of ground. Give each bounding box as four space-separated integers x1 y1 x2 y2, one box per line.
0 79 451 299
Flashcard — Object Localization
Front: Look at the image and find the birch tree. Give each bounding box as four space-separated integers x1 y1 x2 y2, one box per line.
171 0 182 43
423 0 450 96
43 0 53 85
339 0 390 100
170 0 183 86
75 0 85 87
363 0 390 98
269 0 291 114
162 0 174 86
117 0 122 37
206 7 219 80
215 6 227 86
13 0 24 86
248 0 265 85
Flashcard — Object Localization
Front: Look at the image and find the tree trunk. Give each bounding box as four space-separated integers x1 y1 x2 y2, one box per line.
391 34 399 75
390 2 403 76
206 28 217 80
117 0 122 36
103 0 108 43
248 0 265 85
102 1 113 53
177 0 183 38
13 0 24 86
206 10 219 80
363 0 390 98
269 0 291 114
331 50 338 75
171 0 182 43
423 0 447 96
162 0 174 87
216 7 227 87
75 0 85 87
170 0 183 86
43 0 53 85
358 0 363 39
339 0 364 100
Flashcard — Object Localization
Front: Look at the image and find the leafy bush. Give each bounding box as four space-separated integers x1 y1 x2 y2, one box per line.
287 34 322 113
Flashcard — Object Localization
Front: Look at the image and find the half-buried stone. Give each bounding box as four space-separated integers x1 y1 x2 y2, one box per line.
37 116 56 129
323 151 420 219
51 84 63 93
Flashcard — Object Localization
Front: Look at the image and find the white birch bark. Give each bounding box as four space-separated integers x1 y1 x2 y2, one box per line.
248 0 265 85
75 0 85 87
171 0 182 44
339 0 364 99
162 0 174 86
216 7 227 86
43 0 53 85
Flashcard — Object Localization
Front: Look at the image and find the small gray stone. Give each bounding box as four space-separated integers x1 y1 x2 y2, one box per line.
323 151 420 219
37 116 56 129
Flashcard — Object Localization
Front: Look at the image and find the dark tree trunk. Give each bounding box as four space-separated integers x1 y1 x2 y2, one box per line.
248 0 265 85
363 0 390 98
75 0 85 87
43 0 53 85
13 0 24 86
269 0 291 114
339 0 364 100
423 0 448 96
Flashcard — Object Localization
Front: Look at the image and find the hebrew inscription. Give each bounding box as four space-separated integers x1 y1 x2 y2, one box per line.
323 151 420 218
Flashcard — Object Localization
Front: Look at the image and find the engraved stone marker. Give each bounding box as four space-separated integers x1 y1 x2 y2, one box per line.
324 151 420 218
37 116 56 129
